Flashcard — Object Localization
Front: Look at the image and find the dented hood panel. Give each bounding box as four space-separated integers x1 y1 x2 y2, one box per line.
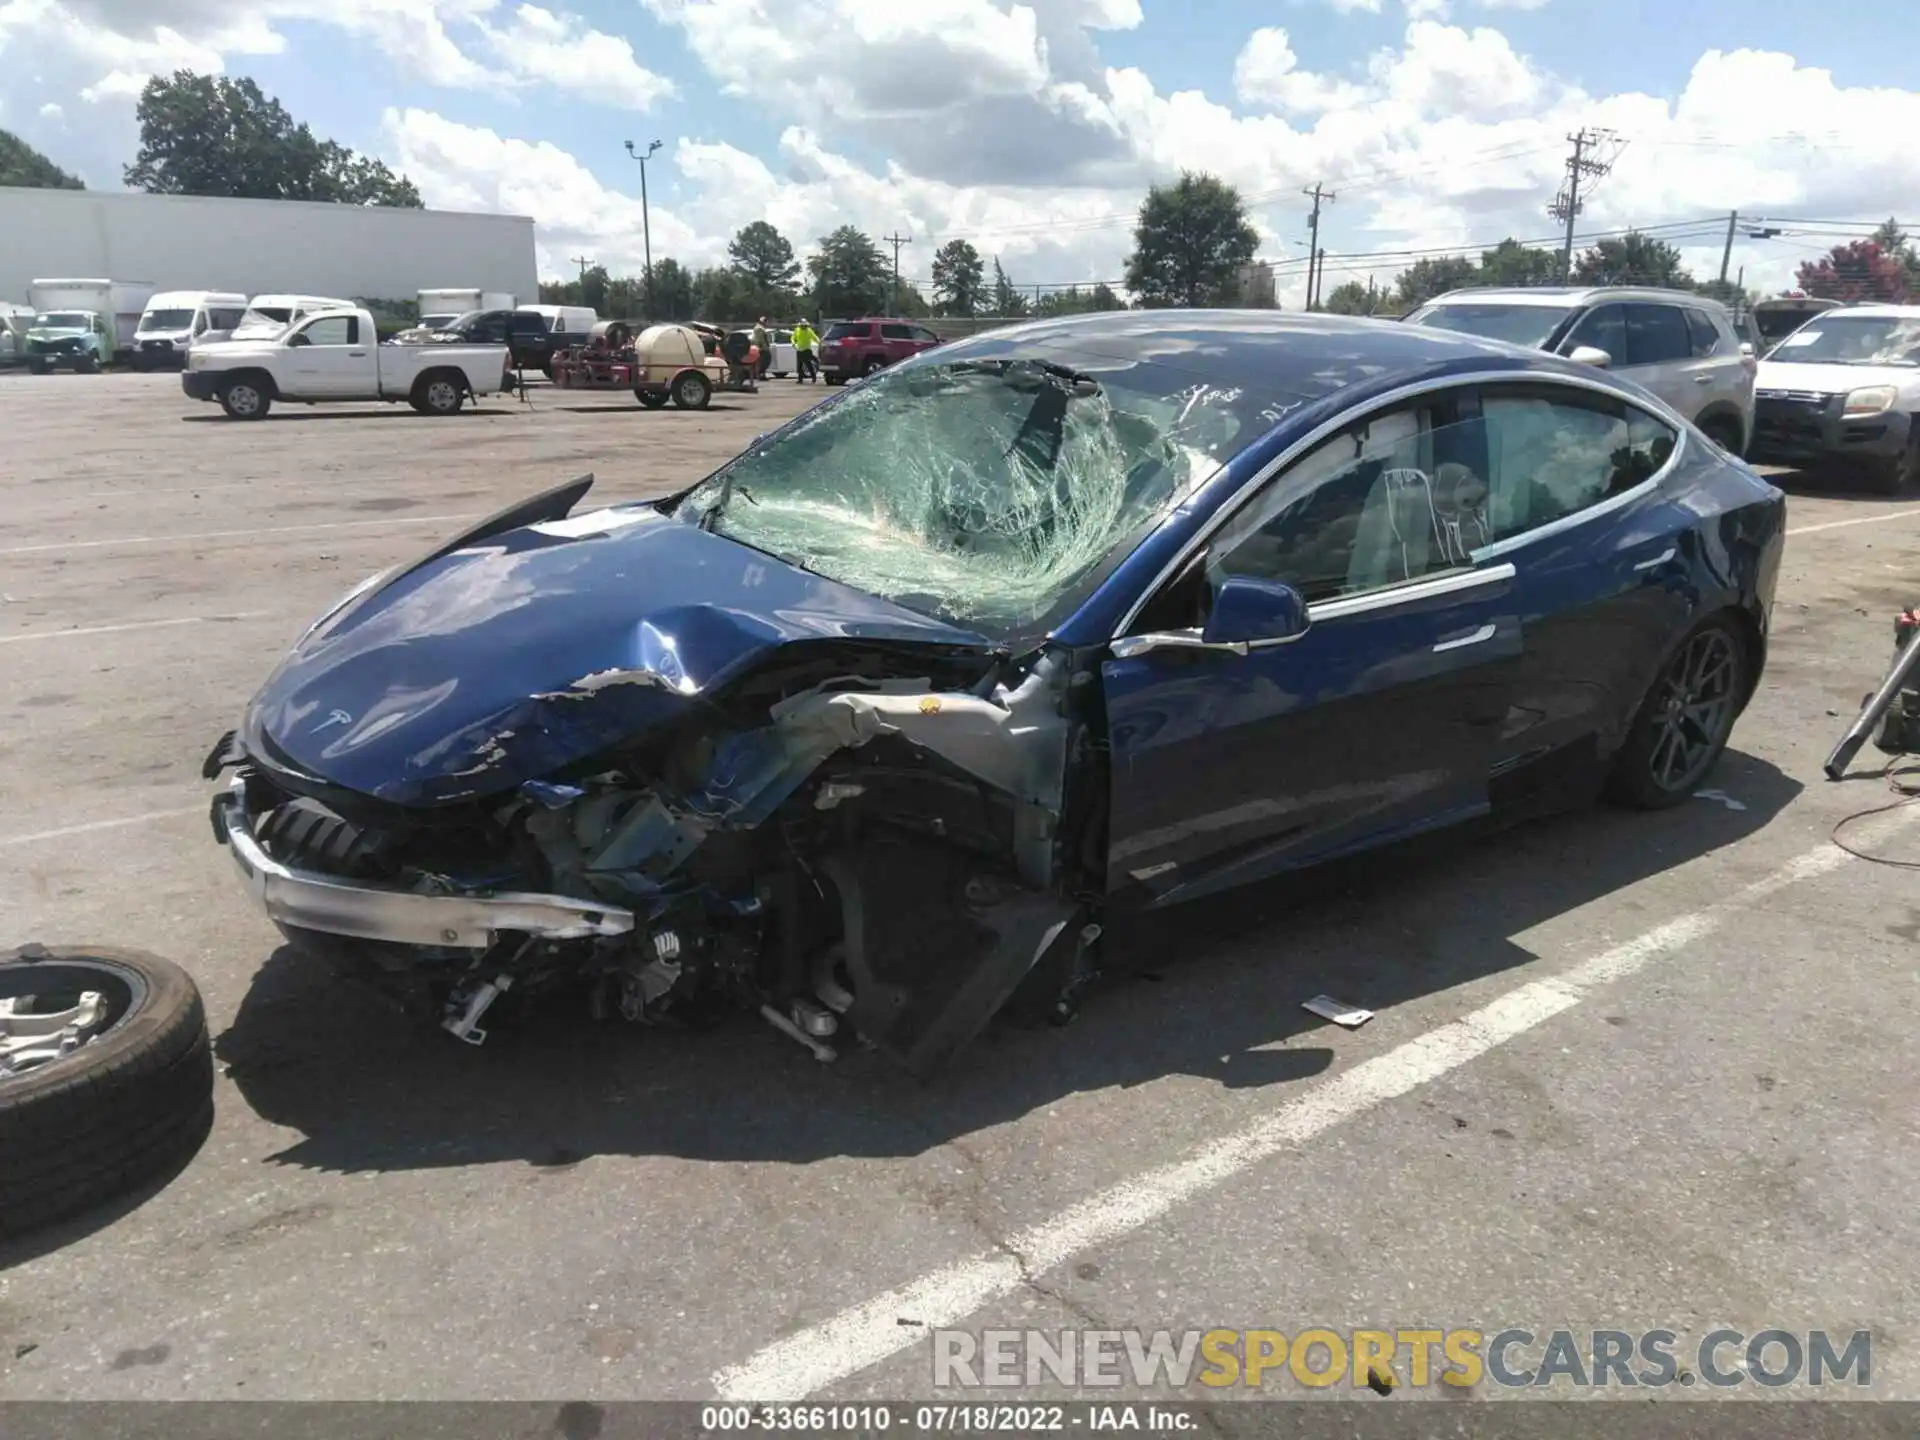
243 505 993 806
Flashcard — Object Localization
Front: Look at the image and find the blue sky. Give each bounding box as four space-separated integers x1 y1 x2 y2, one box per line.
2 0 1909 300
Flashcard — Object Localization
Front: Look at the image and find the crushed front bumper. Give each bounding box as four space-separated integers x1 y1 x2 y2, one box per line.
211 778 636 949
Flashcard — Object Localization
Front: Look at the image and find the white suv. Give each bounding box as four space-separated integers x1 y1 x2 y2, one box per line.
1405 287 1758 455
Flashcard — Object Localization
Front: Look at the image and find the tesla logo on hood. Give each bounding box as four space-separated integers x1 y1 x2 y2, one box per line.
312 708 353 733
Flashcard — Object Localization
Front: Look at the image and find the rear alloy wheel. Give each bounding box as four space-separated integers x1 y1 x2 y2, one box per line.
1608 618 1747 809
416 375 463 416
219 378 270 420
0 944 214 1236
672 370 712 410
861 356 885 376
1873 428 1920 497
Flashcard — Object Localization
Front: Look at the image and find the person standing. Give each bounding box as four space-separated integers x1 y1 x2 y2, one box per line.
791 318 818 383
751 316 771 379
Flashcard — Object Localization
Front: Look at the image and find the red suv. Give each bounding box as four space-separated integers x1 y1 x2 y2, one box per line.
819 318 942 384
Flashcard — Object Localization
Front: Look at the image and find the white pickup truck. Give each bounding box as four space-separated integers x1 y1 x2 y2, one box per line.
181 306 510 420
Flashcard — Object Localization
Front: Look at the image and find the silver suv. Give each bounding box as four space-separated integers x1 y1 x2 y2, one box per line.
1405 286 1758 455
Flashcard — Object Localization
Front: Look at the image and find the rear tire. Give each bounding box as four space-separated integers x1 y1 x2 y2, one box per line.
414 373 463 416
0 944 214 1237
672 370 711 410
1698 415 1743 457
75 353 100 375
861 356 885 376
27 358 49 375
218 377 270 420
1607 616 1748 809
637 390 669 409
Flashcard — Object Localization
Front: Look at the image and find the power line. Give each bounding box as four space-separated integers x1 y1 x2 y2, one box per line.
1549 128 1618 281
882 231 911 307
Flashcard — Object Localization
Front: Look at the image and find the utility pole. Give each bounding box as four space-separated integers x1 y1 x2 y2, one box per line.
883 232 911 311
1718 210 1739 288
1303 183 1335 310
569 255 593 300
623 139 664 318
1549 129 1615 283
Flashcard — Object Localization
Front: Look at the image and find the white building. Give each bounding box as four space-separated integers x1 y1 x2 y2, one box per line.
0 189 536 309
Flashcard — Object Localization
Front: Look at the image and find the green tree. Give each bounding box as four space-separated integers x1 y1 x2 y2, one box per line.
727 220 800 311
646 258 696 321
1477 238 1559 287
0 128 83 189
1392 256 1481 311
125 72 421 205
1322 280 1375 316
1123 171 1259 308
931 239 987 317
991 258 1030 316
579 265 611 316
694 266 749 323
1871 217 1920 295
807 225 890 318
1573 231 1693 288
1089 282 1125 312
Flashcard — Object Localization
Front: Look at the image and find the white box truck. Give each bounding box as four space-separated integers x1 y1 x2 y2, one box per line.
26 279 156 363
418 288 516 330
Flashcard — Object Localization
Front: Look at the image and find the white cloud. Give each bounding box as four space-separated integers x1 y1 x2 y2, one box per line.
38 100 64 119
1234 28 1370 114
1477 0 1550 9
1327 0 1384 12
474 5 675 109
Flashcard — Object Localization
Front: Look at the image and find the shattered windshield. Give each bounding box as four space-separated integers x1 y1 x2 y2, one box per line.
34 313 89 329
671 354 1268 638
1767 316 1920 366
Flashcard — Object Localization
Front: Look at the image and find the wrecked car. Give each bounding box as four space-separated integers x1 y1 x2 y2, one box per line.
206 311 1786 1074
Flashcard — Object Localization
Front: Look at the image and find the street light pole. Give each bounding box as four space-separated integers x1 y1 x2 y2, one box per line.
624 139 663 320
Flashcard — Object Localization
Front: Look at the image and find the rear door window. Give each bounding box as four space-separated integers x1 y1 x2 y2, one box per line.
1479 384 1676 540
1622 304 1693 367
880 323 913 340
1685 309 1726 357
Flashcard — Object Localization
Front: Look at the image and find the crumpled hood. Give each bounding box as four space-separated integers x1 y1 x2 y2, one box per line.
1756 360 1920 397
28 327 88 340
242 505 993 806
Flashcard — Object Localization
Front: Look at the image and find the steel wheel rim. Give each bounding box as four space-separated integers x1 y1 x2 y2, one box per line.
428 380 457 411
0 957 145 1083
230 385 259 415
677 374 702 404
1646 629 1739 793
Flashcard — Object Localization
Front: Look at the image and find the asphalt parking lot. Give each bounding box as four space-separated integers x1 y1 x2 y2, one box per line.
4 369 1920 1406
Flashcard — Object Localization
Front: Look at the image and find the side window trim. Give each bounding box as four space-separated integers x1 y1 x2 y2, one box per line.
1107 367 1693 642
1466 380 1685 563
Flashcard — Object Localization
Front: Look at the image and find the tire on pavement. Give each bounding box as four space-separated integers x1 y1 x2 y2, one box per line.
412 371 464 416
219 376 271 421
1606 614 1749 810
0 944 214 1237
1872 427 1920 497
672 369 712 410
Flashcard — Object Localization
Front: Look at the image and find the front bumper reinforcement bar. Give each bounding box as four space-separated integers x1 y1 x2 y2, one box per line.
212 778 636 949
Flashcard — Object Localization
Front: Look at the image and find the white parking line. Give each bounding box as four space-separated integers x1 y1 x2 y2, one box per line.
0 613 270 645
0 513 478 557
0 807 206 849
711 801 1920 1402
1787 505 1920 537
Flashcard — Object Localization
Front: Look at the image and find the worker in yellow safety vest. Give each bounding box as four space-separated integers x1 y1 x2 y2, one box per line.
791 319 819 383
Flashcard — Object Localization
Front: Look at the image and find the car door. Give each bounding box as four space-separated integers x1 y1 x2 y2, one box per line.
284 315 368 397
1462 379 1691 806
1102 388 1524 907
1683 306 1754 444
1612 302 1701 415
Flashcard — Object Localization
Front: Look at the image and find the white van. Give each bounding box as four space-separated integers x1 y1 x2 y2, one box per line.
233 294 355 340
517 304 597 342
133 291 249 370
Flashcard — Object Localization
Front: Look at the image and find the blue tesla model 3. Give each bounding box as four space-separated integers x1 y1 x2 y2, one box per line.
208 310 1785 1072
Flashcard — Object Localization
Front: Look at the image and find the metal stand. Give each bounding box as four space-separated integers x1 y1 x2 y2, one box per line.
1825 615 1920 779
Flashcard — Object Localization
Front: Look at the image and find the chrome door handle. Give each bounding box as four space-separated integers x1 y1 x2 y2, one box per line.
1111 630 1249 659
1633 546 1677 571
1693 374 1714 383
1432 622 1496 653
